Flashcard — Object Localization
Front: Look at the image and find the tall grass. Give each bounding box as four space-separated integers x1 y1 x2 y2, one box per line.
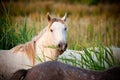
0 1 120 70
67 16 120 49
58 45 120 70
0 15 36 49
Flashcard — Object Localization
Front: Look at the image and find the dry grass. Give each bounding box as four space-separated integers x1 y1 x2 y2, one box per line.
0 0 120 70
1 1 120 17
0 1 120 49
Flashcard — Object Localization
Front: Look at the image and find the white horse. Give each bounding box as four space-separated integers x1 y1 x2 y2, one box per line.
58 47 120 68
0 14 68 80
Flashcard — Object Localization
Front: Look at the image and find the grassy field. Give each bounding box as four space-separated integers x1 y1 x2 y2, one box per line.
0 0 120 70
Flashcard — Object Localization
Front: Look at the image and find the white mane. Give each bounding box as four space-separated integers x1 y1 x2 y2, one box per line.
32 27 47 42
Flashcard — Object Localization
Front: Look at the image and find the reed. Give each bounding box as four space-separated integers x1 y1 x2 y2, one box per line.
0 1 120 70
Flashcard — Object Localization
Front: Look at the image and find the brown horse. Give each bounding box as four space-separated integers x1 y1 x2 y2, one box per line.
10 61 120 80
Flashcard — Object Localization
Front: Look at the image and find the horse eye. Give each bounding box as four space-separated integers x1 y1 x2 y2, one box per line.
65 27 67 31
50 29 53 32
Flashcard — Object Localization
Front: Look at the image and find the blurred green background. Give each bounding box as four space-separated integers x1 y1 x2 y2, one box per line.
0 0 120 50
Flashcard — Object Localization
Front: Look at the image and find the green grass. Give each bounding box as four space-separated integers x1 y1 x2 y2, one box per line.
58 45 120 70
0 17 36 49
0 1 120 70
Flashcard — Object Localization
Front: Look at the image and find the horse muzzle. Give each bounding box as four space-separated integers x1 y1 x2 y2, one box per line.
57 42 67 53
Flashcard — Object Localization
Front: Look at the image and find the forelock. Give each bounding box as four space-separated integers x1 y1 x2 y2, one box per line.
48 18 65 28
52 18 64 24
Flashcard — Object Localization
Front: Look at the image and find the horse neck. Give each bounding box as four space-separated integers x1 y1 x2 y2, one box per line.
35 39 57 63
33 27 48 62
11 27 49 66
34 29 59 63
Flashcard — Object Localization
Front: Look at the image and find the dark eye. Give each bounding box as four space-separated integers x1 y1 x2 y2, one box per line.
50 29 53 32
65 27 67 31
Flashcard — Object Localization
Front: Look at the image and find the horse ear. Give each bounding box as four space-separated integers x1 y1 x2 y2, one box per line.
47 13 52 22
61 13 67 22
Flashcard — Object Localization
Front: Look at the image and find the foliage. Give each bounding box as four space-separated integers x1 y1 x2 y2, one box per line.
0 1 119 70
58 46 120 70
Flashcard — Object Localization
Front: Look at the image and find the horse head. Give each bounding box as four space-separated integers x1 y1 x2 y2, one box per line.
46 13 68 54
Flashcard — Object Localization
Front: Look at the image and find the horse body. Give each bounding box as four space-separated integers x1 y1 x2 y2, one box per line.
111 47 120 61
59 47 120 68
10 61 120 80
0 50 30 80
0 14 67 80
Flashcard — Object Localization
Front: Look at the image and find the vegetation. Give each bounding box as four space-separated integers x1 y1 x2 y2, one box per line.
59 46 120 70
0 0 120 70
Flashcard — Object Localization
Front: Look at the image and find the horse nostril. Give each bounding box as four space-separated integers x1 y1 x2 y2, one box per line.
58 44 61 48
58 43 67 51
65 43 68 49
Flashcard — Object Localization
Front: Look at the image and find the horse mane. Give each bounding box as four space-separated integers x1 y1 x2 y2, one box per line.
32 27 47 41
